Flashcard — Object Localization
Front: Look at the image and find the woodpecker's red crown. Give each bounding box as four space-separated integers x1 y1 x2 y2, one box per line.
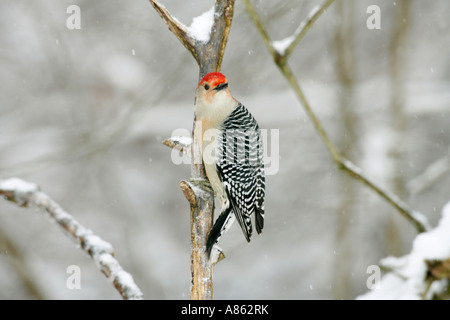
198 72 228 88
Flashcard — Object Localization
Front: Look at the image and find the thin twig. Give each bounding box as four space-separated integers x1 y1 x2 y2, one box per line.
243 0 429 233
407 152 450 196
283 0 335 60
0 178 144 300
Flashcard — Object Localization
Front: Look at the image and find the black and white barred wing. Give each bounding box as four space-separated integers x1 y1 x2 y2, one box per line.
216 104 265 242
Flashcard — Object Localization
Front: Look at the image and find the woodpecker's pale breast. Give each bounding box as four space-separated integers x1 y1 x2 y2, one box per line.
194 72 265 256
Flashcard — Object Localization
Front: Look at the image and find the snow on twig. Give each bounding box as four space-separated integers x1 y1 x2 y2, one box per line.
0 178 143 300
271 0 333 57
358 201 450 300
162 136 192 153
149 1 216 45
271 36 295 57
149 0 234 78
188 6 215 43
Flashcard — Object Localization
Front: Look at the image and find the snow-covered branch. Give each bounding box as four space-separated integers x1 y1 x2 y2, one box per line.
0 178 143 300
244 0 334 61
162 136 192 154
244 0 429 233
149 0 235 77
358 201 450 300
272 0 335 58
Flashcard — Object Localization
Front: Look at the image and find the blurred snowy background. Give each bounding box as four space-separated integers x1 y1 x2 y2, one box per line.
1 0 450 299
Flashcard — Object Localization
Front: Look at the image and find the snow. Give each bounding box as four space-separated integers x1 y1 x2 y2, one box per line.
271 4 321 56
307 4 321 20
188 6 215 43
171 136 193 147
82 232 114 256
358 201 450 299
210 244 223 264
0 177 39 193
97 253 144 299
272 36 295 56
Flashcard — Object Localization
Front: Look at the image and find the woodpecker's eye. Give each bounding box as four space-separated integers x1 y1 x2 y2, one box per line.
204 84 210 90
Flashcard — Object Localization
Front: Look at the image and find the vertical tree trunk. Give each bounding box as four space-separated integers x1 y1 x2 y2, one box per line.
150 0 235 300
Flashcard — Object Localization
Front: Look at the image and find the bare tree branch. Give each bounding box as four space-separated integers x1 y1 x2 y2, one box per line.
149 1 197 63
243 0 429 233
0 178 143 300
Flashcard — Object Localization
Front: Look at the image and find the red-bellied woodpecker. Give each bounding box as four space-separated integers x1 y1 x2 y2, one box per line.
194 72 265 257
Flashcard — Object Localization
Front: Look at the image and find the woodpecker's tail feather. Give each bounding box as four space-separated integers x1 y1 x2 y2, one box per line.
206 206 234 258
255 208 264 235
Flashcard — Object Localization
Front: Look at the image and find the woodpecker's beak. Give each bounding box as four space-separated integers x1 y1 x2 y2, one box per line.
214 82 228 91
